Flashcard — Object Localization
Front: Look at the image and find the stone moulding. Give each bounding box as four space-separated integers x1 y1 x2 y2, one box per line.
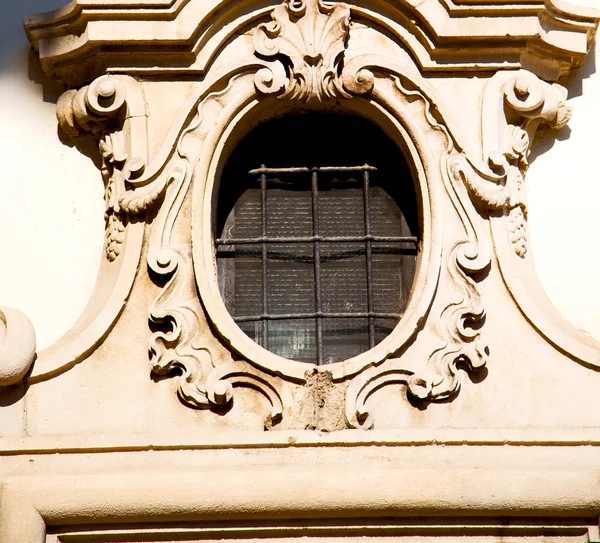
24 0 600 85
4 439 600 541
10 0 600 431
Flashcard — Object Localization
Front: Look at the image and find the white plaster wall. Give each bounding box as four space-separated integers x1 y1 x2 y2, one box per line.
0 0 105 350
0 0 598 352
527 36 600 340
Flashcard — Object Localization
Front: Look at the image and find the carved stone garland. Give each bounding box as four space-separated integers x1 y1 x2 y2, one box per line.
461 70 571 258
57 75 169 261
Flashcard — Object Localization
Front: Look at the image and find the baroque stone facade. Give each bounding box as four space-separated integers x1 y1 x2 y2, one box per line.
1 0 600 540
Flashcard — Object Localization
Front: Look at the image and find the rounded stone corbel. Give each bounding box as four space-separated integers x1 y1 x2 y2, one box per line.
0 307 36 386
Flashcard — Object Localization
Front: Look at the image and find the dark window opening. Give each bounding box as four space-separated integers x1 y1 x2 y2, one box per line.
216 113 419 365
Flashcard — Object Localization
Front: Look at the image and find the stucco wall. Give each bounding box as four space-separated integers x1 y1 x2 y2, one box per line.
526 36 600 340
0 1 104 351
0 0 598 351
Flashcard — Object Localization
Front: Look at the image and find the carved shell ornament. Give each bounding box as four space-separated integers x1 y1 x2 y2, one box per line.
253 0 351 101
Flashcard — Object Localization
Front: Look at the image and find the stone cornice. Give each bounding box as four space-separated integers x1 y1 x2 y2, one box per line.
25 0 599 86
4 444 600 541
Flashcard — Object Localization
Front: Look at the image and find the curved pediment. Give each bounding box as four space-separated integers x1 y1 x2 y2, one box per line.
25 0 599 86
15 0 599 422
2 0 600 538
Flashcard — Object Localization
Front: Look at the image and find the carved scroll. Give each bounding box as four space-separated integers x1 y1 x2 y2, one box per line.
477 70 572 257
57 75 168 261
149 247 292 429
0 307 36 386
342 72 490 428
147 83 293 429
348 70 574 424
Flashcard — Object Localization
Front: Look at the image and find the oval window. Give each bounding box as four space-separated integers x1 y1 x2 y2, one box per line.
216 113 419 365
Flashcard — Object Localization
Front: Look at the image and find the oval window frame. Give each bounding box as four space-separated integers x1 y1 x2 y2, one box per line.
192 91 441 382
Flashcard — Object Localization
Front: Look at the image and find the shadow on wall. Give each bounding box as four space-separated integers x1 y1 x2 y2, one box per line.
0 0 110 169
528 43 597 165
564 43 597 99
0 0 68 71
28 49 64 103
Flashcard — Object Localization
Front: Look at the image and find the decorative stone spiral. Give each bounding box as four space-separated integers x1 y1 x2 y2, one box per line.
0 307 36 386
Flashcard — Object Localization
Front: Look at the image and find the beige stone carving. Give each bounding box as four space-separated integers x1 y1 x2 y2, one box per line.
0 307 36 386
3 0 600 537
56 75 163 261
16 0 599 421
149 244 293 427
253 0 351 101
25 0 600 86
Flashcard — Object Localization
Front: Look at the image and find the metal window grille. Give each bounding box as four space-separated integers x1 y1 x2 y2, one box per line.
216 164 419 365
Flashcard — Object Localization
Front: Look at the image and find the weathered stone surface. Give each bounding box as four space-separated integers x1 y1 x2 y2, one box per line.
0 0 599 539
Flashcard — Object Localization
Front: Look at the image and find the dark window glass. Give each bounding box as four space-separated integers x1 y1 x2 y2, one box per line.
216 113 419 365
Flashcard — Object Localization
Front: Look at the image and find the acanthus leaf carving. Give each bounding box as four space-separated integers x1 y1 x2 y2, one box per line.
396 76 490 403
253 0 352 102
392 70 573 414
149 246 216 409
343 73 490 428
147 99 216 411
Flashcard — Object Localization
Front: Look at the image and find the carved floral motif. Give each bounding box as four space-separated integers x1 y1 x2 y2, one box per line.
254 0 351 102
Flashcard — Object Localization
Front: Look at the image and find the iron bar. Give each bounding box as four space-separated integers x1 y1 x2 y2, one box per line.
249 165 377 175
311 169 324 365
220 163 416 363
260 169 269 351
218 247 416 265
216 235 418 245
234 312 403 322
363 168 375 348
